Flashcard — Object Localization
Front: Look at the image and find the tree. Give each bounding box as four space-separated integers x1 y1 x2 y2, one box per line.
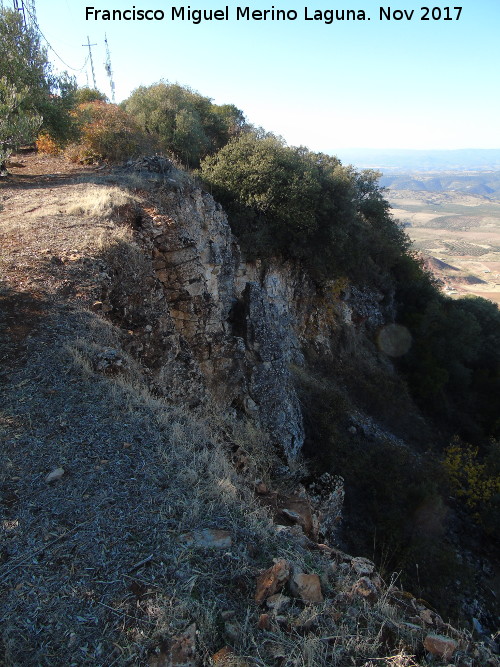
0 5 76 166
0 6 51 105
123 81 246 166
0 76 42 173
200 132 409 283
0 7 45 168
73 87 108 105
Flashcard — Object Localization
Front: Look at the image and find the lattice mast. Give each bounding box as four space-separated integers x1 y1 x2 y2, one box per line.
104 34 116 103
13 0 37 30
82 36 97 90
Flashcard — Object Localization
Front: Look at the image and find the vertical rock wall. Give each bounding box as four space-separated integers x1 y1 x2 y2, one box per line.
117 182 387 461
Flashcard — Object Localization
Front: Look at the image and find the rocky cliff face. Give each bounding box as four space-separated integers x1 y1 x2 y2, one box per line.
103 178 389 462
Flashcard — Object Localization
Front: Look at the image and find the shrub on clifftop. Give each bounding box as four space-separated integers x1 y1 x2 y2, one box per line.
200 131 410 284
66 101 152 164
123 81 246 167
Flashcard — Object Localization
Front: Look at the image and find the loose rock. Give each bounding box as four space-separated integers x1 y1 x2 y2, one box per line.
352 577 379 604
255 558 290 604
289 571 323 604
211 647 250 666
266 593 291 614
257 613 271 630
178 529 231 549
149 623 197 666
45 467 65 483
423 633 458 661
351 556 375 577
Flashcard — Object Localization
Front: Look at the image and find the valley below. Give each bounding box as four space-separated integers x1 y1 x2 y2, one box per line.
382 171 500 305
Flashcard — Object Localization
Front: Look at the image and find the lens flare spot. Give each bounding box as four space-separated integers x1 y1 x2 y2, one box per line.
377 324 412 357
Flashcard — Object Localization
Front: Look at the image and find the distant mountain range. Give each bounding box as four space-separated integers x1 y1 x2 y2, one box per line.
333 149 500 173
379 171 500 197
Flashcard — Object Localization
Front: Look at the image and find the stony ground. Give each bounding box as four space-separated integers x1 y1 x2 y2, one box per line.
0 154 270 665
1 154 497 666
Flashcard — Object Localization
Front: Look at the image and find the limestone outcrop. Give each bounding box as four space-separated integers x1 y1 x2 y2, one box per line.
104 178 388 461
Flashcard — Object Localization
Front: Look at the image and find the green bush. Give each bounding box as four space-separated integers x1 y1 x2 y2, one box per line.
123 81 246 167
444 438 500 535
396 293 500 439
73 87 108 105
200 132 410 285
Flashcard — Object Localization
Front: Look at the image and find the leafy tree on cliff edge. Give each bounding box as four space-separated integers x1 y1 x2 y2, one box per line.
0 76 42 173
123 81 246 167
200 131 410 284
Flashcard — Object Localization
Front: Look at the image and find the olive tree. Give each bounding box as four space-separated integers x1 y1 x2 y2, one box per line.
0 5 76 168
0 77 42 173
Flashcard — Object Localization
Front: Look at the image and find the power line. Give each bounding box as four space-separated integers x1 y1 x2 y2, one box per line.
20 1 89 73
41 31 89 72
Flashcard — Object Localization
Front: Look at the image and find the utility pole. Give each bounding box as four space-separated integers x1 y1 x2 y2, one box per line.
104 34 116 103
82 36 97 90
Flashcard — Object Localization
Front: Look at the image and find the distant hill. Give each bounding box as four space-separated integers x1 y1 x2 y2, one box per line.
333 148 500 173
380 171 500 197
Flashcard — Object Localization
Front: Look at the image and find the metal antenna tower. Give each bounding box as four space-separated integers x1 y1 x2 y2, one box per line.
13 0 36 29
25 0 36 26
13 0 27 25
82 36 97 89
104 34 116 103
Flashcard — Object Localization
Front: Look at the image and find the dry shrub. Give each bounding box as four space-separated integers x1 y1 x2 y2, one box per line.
66 101 154 164
35 132 61 154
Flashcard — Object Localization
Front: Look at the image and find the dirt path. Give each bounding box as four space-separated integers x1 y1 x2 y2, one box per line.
0 155 191 665
1 154 96 370
0 153 273 667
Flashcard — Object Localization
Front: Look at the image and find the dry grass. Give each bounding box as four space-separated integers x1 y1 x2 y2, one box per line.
64 184 140 220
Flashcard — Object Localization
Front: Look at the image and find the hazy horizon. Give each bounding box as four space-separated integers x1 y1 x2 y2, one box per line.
333 148 500 172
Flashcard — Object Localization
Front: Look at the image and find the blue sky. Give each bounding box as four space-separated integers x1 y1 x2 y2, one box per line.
25 0 500 150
